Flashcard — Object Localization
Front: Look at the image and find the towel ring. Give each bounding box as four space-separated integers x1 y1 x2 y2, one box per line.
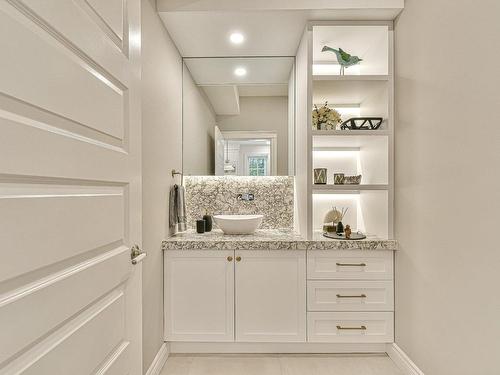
171 170 183 184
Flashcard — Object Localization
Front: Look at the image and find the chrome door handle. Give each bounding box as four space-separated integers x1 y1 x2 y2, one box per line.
131 244 147 265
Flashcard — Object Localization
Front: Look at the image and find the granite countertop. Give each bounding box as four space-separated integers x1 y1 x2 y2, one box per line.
162 229 398 251
308 231 398 250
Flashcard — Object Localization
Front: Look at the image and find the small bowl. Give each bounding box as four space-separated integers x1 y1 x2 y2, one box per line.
344 175 362 184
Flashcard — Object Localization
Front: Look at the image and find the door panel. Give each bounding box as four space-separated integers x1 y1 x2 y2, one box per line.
84 0 124 41
3 289 127 375
0 110 127 177
0 246 129 365
97 342 130 375
165 251 234 342
0 3 125 140
0 185 124 282
235 250 306 342
0 0 141 373
15 0 129 68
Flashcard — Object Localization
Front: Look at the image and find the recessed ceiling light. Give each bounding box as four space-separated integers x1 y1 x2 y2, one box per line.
230 32 245 44
234 67 247 77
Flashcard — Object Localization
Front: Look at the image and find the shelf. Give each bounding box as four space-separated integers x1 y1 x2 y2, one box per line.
312 184 389 193
312 130 390 136
313 75 389 81
313 25 390 77
312 189 389 237
308 24 393 239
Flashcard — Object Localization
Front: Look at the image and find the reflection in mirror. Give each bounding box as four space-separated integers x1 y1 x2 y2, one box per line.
182 57 295 176
215 129 277 176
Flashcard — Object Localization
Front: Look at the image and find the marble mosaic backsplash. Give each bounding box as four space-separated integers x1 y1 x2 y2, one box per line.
183 176 294 229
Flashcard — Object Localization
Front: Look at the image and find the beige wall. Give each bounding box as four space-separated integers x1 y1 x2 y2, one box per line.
141 0 182 371
182 66 217 175
394 1 500 374
217 96 289 175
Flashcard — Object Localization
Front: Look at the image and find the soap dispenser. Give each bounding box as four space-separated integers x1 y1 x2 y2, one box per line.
202 211 213 232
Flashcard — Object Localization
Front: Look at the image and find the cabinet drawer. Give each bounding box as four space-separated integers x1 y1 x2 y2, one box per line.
307 251 393 280
307 312 394 343
307 280 393 312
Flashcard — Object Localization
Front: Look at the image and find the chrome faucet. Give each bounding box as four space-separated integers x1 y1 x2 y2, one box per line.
237 193 255 201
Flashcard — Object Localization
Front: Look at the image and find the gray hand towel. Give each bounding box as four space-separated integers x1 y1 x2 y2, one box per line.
169 184 187 233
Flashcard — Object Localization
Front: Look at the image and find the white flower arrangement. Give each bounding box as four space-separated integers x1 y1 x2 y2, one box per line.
312 102 342 130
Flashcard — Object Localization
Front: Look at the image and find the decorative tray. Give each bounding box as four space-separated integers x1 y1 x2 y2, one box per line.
323 232 367 240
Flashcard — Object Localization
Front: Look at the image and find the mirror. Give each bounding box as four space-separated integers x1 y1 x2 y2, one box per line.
182 57 295 176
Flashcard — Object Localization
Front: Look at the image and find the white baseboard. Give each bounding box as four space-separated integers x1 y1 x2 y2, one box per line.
386 343 424 375
145 343 169 375
169 342 387 354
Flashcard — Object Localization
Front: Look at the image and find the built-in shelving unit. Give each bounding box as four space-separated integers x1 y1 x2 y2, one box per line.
295 21 394 240
290 13 401 352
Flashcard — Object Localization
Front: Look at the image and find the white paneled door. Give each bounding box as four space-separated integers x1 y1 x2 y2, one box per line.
0 1 142 374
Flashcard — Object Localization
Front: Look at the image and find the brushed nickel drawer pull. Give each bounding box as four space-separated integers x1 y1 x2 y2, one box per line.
336 262 367 267
336 294 367 298
336 325 367 330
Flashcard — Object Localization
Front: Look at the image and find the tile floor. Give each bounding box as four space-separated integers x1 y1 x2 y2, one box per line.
160 354 403 375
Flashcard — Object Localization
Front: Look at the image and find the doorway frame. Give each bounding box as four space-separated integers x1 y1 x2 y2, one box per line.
220 131 278 175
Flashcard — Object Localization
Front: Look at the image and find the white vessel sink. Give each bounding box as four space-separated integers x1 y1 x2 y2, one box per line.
213 214 263 235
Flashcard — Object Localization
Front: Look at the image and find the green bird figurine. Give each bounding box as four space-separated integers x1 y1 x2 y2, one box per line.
321 46 362 75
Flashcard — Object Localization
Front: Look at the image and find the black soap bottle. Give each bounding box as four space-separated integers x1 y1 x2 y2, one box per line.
196 219 205 234
336 221 344 234
203 211 213 232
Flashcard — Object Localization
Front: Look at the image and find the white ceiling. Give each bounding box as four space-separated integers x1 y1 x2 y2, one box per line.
185 57 292 115
201 86 240 115
184 57 293 85
160 11 306 57
158 1 403 57
201 84 288 115
238 85 288 97
157 0 404 12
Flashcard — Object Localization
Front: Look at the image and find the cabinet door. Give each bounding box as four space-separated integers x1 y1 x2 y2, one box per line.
164 250 234 341
235 250 306 342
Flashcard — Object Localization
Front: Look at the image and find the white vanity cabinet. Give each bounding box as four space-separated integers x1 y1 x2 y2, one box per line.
235 251 306 342
164 250 234 342
164 248 393 345
164 250 306 343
